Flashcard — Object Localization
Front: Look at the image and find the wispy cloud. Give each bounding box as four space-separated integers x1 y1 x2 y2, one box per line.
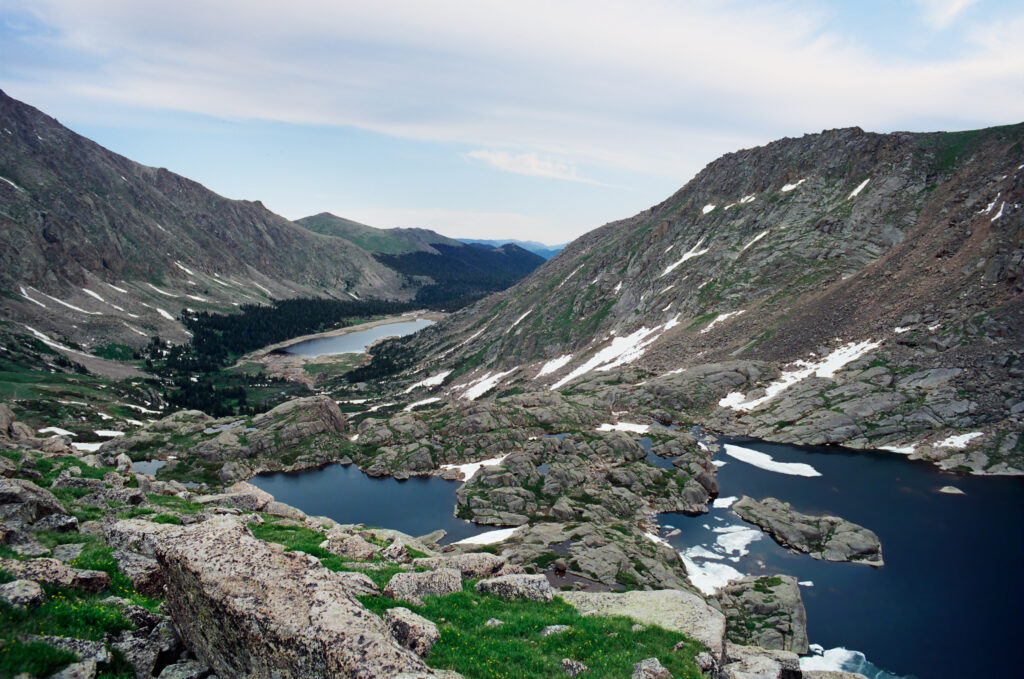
465 150 623 187
913 0 980 29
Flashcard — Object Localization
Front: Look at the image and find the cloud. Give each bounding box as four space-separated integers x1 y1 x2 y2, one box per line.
3 0 1023 184
465 150 622 187
913 0 980 29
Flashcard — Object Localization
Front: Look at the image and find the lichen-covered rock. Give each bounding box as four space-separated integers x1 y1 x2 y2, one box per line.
334 571 380 597
194 482 273 512
0 579 45 608
320 530 378 561
156 660 211 679
561 658 588 677
384 607 440 657
560 590 726 660
23 635 111 665
475 574 553 602
632 657 673 679
113 549 165 598
413 552 505 579
717 575 808 653
733 497 883 566
382 538 413 564
720 643 801 679
0 478 66 524
49 660 98 679
105 519 180 557
0 558 110 593
539 625 570 637
154 517 430 678
384 569 462 606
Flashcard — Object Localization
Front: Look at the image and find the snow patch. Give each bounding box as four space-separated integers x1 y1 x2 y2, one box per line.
156 308 176 322
147 283 178 297
536 354 573 378
780 178 806 192
94 430 125 438
712 496 737 508
702 204 716 214
723 443 822 477
893 326 910 334
848 178 870 199
403 397 441 412
82 289 106 303
19 286 46 308
880 444 916 455
71 442 104 453
799 580 814 587
990 201 1004 221
440 454 509 481
983 193 1001 214
713 525 763 557
461 368 518 401
739 230 769 252
681 554 744 595
613 281 623 294
107 283 129 294
39 427 74 437
511 310 531 328
718 340 879 411
596 422 650 434
174 261 195 275
701 310 745 334
186 295 208 303
453 527 520 545
404 370 453 393
935 432 983 449
252 281 273 295
739 194 756 204
661 239 709 277
0 176 26 192
122 322 147 337
557 265 584 289
37 290 101 315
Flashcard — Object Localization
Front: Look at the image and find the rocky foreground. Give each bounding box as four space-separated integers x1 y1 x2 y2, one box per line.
0 402 874 679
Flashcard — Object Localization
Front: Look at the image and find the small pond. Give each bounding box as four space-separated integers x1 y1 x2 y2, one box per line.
249 462 492 543
281 319 434 357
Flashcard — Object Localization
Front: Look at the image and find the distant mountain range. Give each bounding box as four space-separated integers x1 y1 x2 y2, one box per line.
457 238 565 260
0 91 544 348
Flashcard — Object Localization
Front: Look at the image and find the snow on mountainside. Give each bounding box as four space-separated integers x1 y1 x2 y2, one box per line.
391 125 1024 473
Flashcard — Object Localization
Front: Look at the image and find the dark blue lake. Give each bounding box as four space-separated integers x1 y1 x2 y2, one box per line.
250 463 491 543
659 438 1024 679
281 318 434 356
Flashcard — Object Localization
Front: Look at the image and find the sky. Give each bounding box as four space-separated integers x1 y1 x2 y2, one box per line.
1 0 1023 245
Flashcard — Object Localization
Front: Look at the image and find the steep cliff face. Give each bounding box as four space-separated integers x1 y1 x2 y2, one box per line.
0 90 408 345
394 125 1024 472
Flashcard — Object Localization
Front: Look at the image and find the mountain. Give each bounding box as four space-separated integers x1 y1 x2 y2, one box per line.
0 90 406 348
297 212 463 255
298 213 546 310
457 238 565 259
388 124 1024 474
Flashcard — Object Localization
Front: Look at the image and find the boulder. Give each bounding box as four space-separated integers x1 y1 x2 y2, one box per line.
115 453 134 474
334 571 380 597
539 625 570 637
717 575 808 653
264 501 307 521
559 590 726 660
194 482 273 512
154 518 429 678
0 579 46 608
413 553 505 579
320 530 378 561
720 643 801 679
49 660 98 679
31 513 80 533
0 478 66 524
732 497 883 566
384 569 462 606
632 657 673 679
382 538 413 564
105 519 181 557
0 558 110 593
384 607 440 657
475 574 553 602
561 659 588 677
157 660 211 679
23 635 111 665
113 549 165 598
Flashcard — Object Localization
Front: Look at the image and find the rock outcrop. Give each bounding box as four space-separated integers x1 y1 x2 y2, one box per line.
475 574 554 602
732 497 884 566
559 590 726 660
716 575 808 653
153 518 432 678
384 569 463 606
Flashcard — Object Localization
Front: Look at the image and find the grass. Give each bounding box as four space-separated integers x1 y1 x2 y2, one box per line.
250 520 348 572
0 640 78 677
359 584 705 679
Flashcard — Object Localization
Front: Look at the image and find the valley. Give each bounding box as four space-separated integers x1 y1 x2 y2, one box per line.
0 88 1021 679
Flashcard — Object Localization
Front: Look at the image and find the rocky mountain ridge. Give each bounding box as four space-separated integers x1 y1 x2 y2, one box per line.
387 124 1024 473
